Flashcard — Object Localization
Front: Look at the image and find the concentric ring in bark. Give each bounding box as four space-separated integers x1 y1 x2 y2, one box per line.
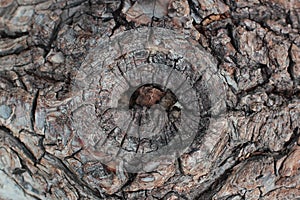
70 27 226 173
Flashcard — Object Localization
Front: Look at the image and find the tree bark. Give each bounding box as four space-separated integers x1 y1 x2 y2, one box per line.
0 0 299 199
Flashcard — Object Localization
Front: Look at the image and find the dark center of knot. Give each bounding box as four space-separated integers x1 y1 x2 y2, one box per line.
129 84 177 110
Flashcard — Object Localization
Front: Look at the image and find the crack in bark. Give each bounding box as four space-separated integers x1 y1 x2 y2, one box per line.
110 0 134 37
195 165 236 200
0 31 29 39
30 90 39 131
0 126 37 164
44 152 105 199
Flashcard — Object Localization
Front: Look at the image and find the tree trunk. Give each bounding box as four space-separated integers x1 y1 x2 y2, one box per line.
0 0 299 199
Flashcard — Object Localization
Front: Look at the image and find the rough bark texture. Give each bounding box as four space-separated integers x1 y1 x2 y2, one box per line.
0 0 300 199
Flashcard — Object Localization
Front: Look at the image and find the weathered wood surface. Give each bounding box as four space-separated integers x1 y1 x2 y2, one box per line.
0 0 299 199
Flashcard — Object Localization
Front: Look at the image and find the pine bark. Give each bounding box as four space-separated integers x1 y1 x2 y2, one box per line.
0 0 299 199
